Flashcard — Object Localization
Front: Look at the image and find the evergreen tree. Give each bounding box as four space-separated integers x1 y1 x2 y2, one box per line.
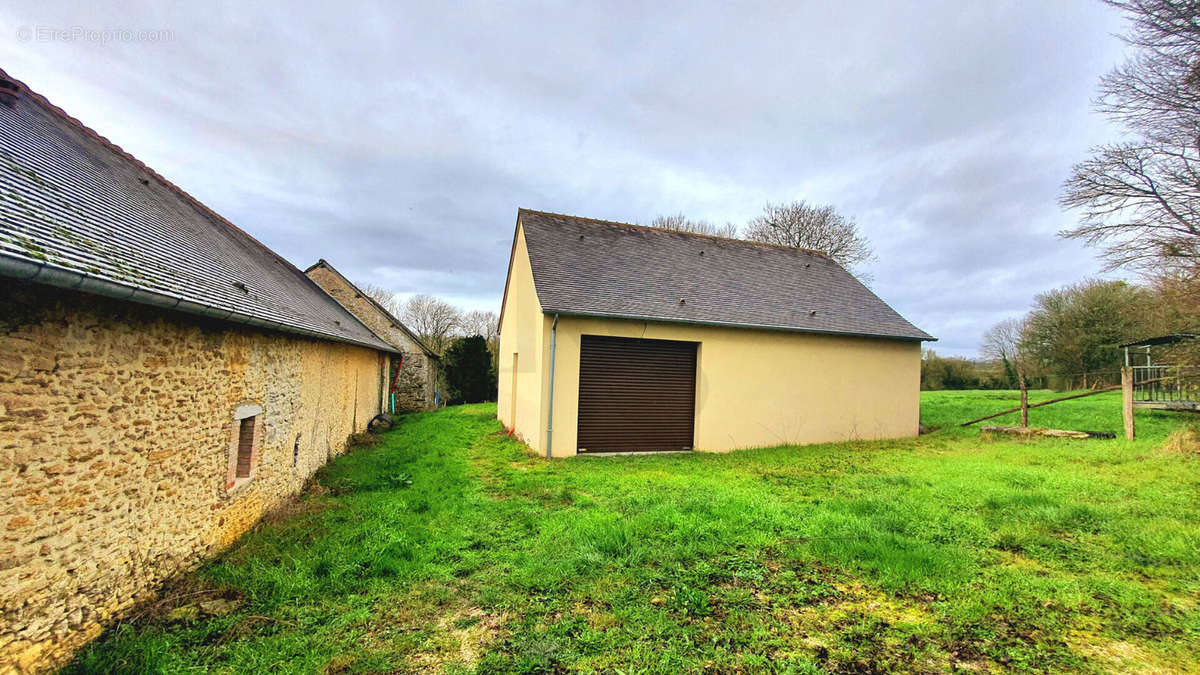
443 335 497 404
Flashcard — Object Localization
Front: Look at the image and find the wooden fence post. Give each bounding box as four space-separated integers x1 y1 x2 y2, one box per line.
1121 366 1135 441
1019 373 1028 428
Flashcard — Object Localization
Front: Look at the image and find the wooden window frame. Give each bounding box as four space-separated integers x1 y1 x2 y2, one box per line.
226 403 263 492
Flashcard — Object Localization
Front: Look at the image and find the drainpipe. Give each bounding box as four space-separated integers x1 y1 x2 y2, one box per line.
389 354 404 414
546 313 559 459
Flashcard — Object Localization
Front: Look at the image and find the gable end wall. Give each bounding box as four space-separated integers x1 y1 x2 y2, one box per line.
497 224 547 454
306 266 438 411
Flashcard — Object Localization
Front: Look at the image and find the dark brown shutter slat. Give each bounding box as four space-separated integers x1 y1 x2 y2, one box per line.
577 335 697 453
236 417 255 477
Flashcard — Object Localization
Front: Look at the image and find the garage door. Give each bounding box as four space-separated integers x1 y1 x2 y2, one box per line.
577 335 697 453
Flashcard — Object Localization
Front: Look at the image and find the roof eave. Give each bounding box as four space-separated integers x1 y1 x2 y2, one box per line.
542 308 936 342
1 253 400 353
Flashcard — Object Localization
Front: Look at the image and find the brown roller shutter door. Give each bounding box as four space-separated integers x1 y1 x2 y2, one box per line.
577 335 697 453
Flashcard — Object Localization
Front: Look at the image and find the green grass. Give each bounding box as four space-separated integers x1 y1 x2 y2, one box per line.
68 391 1200 673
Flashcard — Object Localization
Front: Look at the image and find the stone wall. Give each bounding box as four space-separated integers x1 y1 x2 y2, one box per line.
0 281 386 672
389 351 436 412
306 263 439 411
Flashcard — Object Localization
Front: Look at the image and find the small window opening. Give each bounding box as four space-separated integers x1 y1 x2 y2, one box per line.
227 403 263 491
293 435 301 467
236 416 256 478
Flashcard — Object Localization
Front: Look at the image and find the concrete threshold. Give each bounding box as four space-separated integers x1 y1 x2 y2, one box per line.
577 450 693 457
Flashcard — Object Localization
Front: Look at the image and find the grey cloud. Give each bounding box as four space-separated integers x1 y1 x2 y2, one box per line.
0 0 1131 355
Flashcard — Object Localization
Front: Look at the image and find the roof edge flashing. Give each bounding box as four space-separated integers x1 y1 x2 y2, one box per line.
542 308 936 342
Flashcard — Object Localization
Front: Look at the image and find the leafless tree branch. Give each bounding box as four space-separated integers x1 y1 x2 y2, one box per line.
648 213 740 238
743 201 876 274
400 294 460 356
1061 0 1200 274
358 282 402 316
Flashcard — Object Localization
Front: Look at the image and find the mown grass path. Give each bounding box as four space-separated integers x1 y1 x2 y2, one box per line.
71 392 1200 673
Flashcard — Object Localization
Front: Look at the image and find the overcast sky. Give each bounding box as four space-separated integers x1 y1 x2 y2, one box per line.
1 1 1131 356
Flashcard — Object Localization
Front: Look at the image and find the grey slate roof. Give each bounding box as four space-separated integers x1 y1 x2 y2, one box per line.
515 209 934 342
0 71 395 352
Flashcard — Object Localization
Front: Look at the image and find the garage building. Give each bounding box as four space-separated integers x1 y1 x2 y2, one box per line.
497 209 934 457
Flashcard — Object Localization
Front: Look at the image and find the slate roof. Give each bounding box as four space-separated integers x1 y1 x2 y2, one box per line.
512 209 934 342
0 70 395 352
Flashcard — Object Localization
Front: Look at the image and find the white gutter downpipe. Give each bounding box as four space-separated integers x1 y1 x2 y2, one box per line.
546 313 559 459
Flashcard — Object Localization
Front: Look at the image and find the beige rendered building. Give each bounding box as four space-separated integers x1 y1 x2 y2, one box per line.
497 209 934 458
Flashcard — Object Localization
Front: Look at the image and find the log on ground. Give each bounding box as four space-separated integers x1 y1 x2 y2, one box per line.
980 426 1116 440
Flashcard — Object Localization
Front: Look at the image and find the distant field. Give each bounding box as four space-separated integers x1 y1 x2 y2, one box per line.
70 392 1199 673
919 388 1180 438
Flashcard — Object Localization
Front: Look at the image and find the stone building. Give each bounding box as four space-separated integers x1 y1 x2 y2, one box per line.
306 260 441 411
0 72 395 671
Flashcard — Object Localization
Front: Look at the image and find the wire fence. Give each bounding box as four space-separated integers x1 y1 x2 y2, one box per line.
925 365 1200 394
1046 370 1124 391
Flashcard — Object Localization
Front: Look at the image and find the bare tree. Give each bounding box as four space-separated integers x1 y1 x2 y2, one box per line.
982 317 1035 427
459 309 498 342
743 201 875 272
982 317 1029 368
358 282 402 316
401 294 460 356
648 213 739 238
1060 0 1200 274
459 309 500 371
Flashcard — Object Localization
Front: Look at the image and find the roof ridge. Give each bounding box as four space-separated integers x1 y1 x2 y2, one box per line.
517 208 831 258
305 259 439 358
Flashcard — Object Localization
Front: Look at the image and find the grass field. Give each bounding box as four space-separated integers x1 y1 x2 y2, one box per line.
69 391 1200 673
